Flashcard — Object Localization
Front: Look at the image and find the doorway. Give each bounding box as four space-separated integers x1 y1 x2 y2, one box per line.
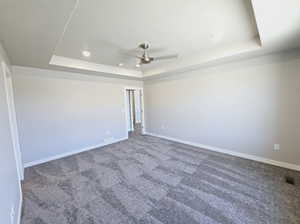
1 62 23 180
124 87 145 137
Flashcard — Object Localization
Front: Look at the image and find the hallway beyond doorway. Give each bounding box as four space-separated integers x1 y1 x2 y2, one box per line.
125 87 144 137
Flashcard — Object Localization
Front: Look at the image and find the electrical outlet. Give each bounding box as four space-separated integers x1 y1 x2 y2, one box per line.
104 137 115 144
161 125 166 130
274 144 280 151
10 206 15 224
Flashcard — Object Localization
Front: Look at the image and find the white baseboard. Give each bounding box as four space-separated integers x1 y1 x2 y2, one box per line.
24 137 128 168
17 191 22 224
145 132 300 172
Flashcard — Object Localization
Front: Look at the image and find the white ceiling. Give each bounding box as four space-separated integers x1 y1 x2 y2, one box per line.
0 0 76 68
252 0 300 50
0 0 300 79
55 0 257 70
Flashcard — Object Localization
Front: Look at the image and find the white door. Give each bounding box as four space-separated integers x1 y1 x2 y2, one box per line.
126 90 134 132
134 90 142 124
1 62 23 180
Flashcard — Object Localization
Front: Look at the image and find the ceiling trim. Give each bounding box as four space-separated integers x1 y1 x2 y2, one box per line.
49 55 143 78
143 37 261 77
52 0 80 57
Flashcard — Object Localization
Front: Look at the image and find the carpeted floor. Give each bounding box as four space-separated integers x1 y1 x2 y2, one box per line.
21 134 300 224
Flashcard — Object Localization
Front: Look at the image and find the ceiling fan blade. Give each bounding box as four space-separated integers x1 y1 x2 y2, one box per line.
153 54 178 61
122 52 143 59
126 46 166 55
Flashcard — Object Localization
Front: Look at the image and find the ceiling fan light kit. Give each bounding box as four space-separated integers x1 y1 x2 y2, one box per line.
82 50 91 57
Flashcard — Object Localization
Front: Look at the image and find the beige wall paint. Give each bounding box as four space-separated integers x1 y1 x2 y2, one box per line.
12 66 143 165
145 52 300 166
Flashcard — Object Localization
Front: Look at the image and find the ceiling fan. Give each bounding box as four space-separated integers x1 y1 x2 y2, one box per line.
132 42 178 66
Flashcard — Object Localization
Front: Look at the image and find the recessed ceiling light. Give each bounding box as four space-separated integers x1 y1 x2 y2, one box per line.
118 63 124 67
82 50 91 57
136 64 141 68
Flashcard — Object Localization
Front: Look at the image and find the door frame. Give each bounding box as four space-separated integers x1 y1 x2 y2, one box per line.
1 62 24 180
124 86 145 138
126 89 135 132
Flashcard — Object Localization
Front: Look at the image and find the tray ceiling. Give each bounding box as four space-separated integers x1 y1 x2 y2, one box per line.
1 0 300 79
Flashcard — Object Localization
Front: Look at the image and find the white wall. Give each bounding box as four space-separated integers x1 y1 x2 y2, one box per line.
12 66 142 166
0 43 22 224
145 51 300 167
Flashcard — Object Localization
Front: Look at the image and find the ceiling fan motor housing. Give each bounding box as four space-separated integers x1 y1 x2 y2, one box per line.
141 57 153 64
137 42 177 65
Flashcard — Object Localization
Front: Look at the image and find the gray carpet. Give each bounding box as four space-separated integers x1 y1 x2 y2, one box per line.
21 134 300 224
